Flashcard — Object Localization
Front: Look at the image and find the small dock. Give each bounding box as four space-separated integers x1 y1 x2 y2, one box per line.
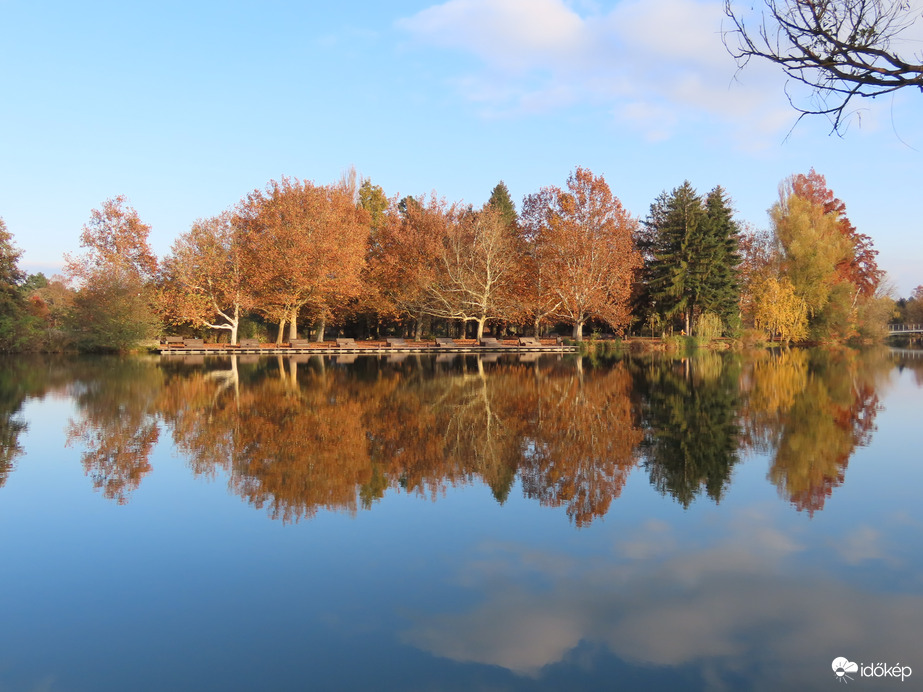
159 338 576 356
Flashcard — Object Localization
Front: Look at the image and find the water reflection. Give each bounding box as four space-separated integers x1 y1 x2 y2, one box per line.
633 353 741 507
739 349 888 515
403 511 923 688
0 349 906 521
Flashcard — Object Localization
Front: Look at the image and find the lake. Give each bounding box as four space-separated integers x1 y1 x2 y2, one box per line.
0 349 920 691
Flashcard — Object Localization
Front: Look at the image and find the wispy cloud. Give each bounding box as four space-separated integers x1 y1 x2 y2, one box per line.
397 0 794 142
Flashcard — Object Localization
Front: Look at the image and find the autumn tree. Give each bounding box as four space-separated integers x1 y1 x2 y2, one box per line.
790 169 883 297
352 179 392 335
64 358 164 503
515 188 563 337
902 285 923 324
770 170 885 340
426 205 520 339
160 212 253 344
64 197 160 351
521 168 641 341
737 225 780 325
752 276 809 343
369 194 448 339
724 0 923 131
235 177 369 343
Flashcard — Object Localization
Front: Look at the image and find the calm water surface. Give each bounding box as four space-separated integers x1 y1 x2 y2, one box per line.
0 349 921 691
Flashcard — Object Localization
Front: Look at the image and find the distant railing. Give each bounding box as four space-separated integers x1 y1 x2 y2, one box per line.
887 324 923 335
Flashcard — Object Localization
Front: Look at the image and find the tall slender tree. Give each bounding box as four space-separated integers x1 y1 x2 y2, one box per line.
645 182 708 334
700 186 743 330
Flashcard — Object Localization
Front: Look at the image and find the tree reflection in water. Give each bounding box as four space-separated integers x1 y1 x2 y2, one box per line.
634 352 741 508
3 348 901 522
741 348 889 515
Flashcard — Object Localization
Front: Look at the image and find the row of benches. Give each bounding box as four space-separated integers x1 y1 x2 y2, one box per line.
161 336 560 349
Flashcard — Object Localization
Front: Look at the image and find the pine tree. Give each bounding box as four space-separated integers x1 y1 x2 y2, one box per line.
699 186 742 330
645 182 742 335
486 181 517 229
645 181 707 334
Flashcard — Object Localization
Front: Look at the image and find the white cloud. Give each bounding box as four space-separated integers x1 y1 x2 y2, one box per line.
397 0 794 142
397 0 586 72
402 512 918 688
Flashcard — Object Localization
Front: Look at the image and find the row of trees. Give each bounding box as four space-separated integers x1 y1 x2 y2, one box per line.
0 166 903 351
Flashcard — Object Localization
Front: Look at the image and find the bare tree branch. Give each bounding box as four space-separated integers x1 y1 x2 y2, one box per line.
724 0 923 132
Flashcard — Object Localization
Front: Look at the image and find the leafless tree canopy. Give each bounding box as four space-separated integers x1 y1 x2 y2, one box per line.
724 0 923 131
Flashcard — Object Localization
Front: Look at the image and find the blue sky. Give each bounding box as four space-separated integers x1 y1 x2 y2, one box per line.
1 0 921 295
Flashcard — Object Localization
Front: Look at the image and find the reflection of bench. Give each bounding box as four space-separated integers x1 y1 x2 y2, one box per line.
386 337 407 347
183 338 205 348
239 338 260 348
335 338 356 348
518 336 542 347
435 337 456 348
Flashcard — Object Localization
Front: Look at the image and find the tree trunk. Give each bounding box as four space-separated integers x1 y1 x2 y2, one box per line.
476 316 486 340
414 313 424 341
533 317 541 338
314 316 326 342
572 321 584 341
230 304 239 345
275 317 287 345
288 307 298 341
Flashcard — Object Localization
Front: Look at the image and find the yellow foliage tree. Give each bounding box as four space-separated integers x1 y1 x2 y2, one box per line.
752 276 808 344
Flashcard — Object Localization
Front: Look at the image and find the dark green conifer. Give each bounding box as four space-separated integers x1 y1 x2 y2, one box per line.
486 181 517 229
644 182 742 335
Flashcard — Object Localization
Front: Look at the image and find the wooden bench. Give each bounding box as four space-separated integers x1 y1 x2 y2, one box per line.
435 337 456 348
518 336 542 347
290 339 311 348
479 337 507 347
163 336 184 349
239 338 260 348
335 337 356 348
386 337 407 347
183 338 205 348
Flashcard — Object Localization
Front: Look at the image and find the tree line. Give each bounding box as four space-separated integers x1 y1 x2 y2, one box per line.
0 166 908 351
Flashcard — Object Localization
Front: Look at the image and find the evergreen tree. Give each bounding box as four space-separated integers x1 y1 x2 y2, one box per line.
645 182 742 335
486 181 517 228
700 186 742 330
645 181 708 334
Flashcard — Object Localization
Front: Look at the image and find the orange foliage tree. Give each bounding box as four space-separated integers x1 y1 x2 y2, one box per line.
159 212 253 344
791 169 883 298
368 195 447 339
522 168 641 340
235 178 369 343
